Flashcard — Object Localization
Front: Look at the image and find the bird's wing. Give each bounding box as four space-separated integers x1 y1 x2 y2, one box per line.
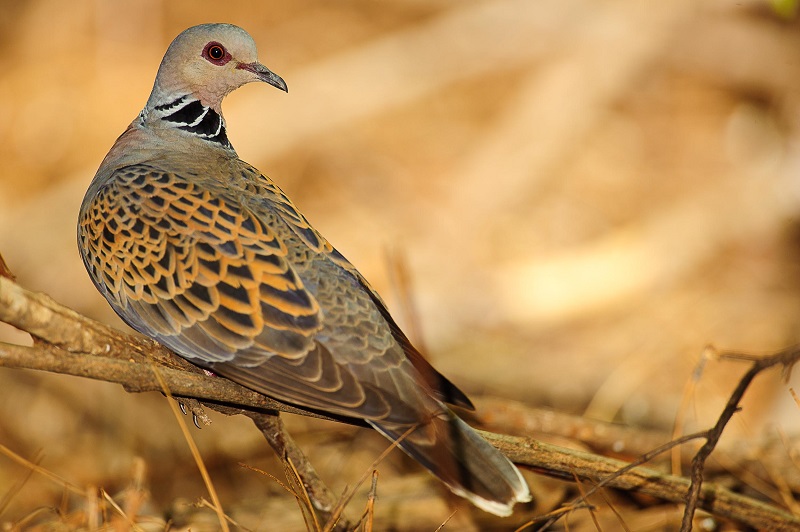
79 163 431 421
79 163 323 361
243 172 474 410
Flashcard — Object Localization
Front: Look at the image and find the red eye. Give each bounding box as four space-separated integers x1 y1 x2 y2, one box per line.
202 42 230 65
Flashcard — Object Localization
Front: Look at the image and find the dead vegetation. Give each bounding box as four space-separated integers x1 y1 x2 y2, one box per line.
2 0 800 530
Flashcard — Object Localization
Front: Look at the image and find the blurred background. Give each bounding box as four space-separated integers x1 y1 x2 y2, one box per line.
2 0 800 529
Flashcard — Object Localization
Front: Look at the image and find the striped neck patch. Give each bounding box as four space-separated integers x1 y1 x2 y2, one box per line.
153 95 232 149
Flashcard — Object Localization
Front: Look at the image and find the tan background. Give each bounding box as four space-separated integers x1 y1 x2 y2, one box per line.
1 0 800 529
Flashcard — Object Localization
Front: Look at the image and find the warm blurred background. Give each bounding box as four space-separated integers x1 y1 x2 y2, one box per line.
2 0 800 529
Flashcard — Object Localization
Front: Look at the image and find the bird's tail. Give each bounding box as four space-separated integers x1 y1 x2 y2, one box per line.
368 409 531 516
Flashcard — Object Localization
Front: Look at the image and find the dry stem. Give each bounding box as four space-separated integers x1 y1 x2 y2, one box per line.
2 276 799 530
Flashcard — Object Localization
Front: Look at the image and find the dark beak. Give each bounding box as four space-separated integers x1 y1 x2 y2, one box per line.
237 62 288 92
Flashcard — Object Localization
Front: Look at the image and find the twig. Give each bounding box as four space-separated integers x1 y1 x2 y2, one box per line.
522 431 707 530
0 277 356 424
0 342 344 421
354 470 378 532
2 275 800 529
322 425 416 532
475 396 678 459
0 444 83 495
0 276 348 526
246 412 348 530
482 431 800 531
680 347 800 531
672 346 713 477
151 364 230 532
0 252 14 280
238 460 326 530
477 394 800 493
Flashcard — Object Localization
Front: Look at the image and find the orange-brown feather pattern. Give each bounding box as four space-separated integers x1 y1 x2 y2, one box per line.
79 164 321 359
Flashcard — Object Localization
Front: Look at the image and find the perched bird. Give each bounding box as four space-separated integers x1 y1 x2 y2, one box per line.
78 23 530 516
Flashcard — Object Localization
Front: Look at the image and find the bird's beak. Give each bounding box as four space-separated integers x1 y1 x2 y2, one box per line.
237 62 288 92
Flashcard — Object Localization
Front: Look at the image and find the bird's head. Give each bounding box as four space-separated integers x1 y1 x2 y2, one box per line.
148 23 287 111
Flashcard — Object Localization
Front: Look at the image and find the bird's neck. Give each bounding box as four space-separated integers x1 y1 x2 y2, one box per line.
139 94 233 150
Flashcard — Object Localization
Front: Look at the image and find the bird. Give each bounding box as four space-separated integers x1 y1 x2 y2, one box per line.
78 23 531 516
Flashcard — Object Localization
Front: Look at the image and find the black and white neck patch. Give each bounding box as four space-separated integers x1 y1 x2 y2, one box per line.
154 95 232 148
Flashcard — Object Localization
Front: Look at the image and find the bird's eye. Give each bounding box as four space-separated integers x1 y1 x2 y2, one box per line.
202 42 230 65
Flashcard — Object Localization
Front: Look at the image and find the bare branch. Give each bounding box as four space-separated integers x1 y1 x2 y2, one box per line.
680 347 800 531
483 431 800 531
0 275 349 524
2 276 799 530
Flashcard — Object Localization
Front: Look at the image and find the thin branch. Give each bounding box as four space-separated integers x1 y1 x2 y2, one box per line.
246 411 348 530
0 341 348 422
475 396 681 458
0 252 14 281
2 276 800 529
483 431 800 531
528 431 710 530
680 347 800 531
151 364 230 532
0 277 354 424
0 276 348 524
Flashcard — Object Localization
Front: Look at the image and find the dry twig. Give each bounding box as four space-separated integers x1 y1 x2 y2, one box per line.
2 276 800 530
0 275 348 527
680 348 800 531
484 431 799 531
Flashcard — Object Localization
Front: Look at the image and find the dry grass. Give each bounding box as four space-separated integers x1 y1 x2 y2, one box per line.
2 0 800 529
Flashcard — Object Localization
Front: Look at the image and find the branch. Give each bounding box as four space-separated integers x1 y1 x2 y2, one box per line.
681 347 800 531
484 431 800 531
0 276 356 423
0 274 349 527
1 275 799 530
